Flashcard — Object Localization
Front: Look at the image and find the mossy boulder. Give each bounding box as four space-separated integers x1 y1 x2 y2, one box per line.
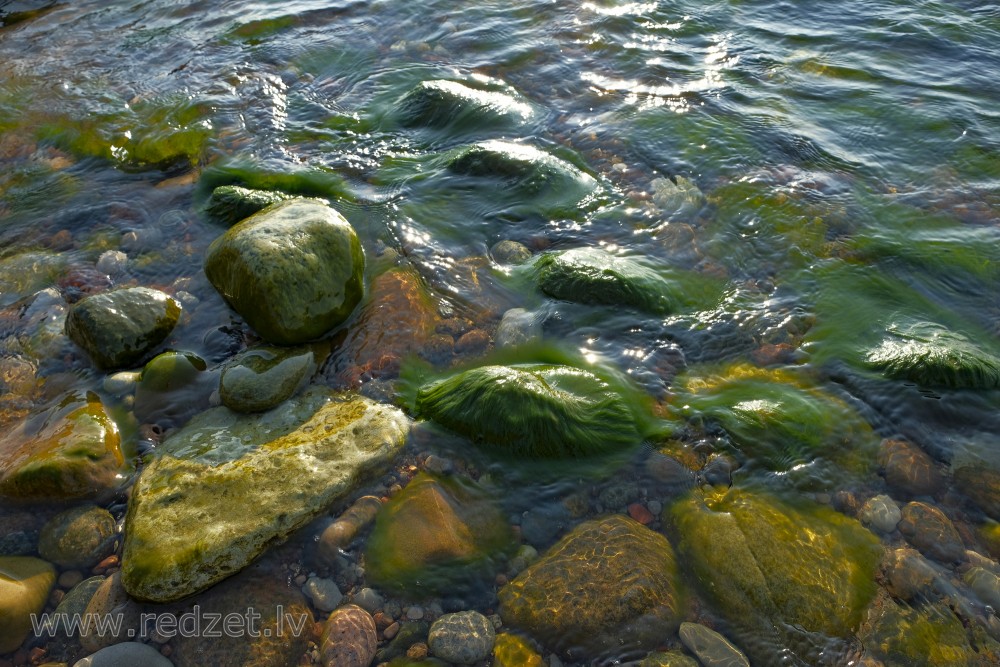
864 321 1000 389
365 473 513 595
669 487 880 662
121 387 409 602
448 140 594 195
0 556 56 653
0 393 125 501
38 505 115 569
205 185 293 226
499 514 683 660
416 364 640 458
220 344 322 413
204 198 364 345
64 287 181 370
397 80 534 130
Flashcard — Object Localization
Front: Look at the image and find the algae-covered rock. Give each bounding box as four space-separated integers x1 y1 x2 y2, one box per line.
65 287 181 370
492 633 543 667
365 473 513 595
134 351 216 426
499 514 682 660
669 487 879 662
397 79 534 130
416 364 639 458
205 185 293 226
220 344 321 413
204 198 364 345
448 140 595 195
38 505 115 569
121 387 409 602
0 250 65 308
534 247 718 315
0 392 125 501
864 321 1000 389
0 556 56 653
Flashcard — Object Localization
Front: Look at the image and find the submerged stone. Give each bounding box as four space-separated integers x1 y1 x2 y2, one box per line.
499 515 682 660
678 622 750 667
492 633 543 667
121 387 409 602
0 393 125 501
416 364 639 458
0 251 65 308
365 473 513 595
134 351 215 426
204 198 364 345
65 287 181 370
220 344 322 413
205 185 293 226
0 556 56 653
397 79 534 129
38 505 116 569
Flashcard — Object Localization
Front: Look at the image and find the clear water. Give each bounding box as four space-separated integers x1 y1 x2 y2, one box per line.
2 0 1000 664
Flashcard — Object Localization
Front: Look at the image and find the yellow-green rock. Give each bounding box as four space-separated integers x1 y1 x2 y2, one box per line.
0 393 126 500
0 556 56 653
493 633 543 667
122 387 409 602
499 514 682 661
365 472 513 595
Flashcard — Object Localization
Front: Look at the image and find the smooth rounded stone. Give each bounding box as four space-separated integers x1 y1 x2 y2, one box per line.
428 611 496 664
406 606 425 621
204 198 364 345
955 466 1000 522
0 393 126 501
64 287 181 370
669 488 880 662
491 240 532 265
416 364 639 458
94 251 128 276
864 321 1000 389
640 651 700 667
220 344 321 413
54 576 106 632
205 185 293 226
678 622 750 667
499 515 682 660
170 570 314 667
72 642 174 667
492 632 543 667
859 495 902 534
317 496 383 566
365 473 513 595
304 576 343 612
509 544 538 576
447 140 595 196
964 567 1000 609
397 79 534 129
80 572 141 652
352 587 383 614
519 505 570 548
321 604 377 667
877 439 944 497
0 556 57 653
494 308 543 349
897 501 965 564
122 388 409 602
38 505 116 569
883 548 936 602
102 371 139 396
133 351 216 426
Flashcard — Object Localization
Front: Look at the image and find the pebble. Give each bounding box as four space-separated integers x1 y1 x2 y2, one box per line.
38 506 116 569
317 496 383 566
320 604 377 667
428 611 496 664
72 642 174 667
897 501 966 564
509 544 538 576
102 371 139 396
423 455 454 475
352 587 383 613
383 622 400 640
406 605 425 620
455 329 490 355
965 566 1000 609
406 642 429 660
520 507 569 547
495 308 543 349
878 438 944 497
627 503 655 525
860 494 902 534
95 251 128 277
647 500 663 516
679 622 750 667
490 240 533 265
884 547 937 601
303 576 343 612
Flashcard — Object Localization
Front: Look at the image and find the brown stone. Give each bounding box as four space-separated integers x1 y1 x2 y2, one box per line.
627 503 655 525
878 439 944 497
955 466 1000 522
80 572 141 652
883 548 936 601
898 502 965 564
320 604 377 667
454 329 490 356
317 496 383 567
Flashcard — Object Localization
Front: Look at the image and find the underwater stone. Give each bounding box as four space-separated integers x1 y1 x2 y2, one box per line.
72 642 175 667
133 350 215 426
417 364 639 458
0 556 56 653
65 287 181 370
897 501 965 564
492 632 543 667
397 80 533 129
204 198 364 345
448 140 596 196
428 610 496 664
205 185 293 226
220 344 320 413
678 622 750 667
321 604 377 667
38 505 116 569
491 240 533 265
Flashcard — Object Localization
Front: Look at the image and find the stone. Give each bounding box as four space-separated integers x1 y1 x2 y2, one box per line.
428 611 496 664
897 501 965 564
499 515 682 660
365 473 513 595
0 393 126 501
38 506 116 569
375 621 430 664
669 488 880 663
447 141 595 199
416 364 639 458
0 251 65 308
494 308 542 349
397 80 533 130
678 622 750 667
640 651 700 667
317 496 383 566
878 439 944 497
72 642 174 667
205 185 292 226
121 388 409 602
220 344 322 413
64 287 181 370
955 466 1000 521
80 572 141 652
0 556 56 653
94 250 128 277
54 576 106 633
352 588 383 614
491 240 532 265
320 604 377 667
204 198 364 345
859 495 901 534
492 632 543 667
303 576 342 612
133 351 216 426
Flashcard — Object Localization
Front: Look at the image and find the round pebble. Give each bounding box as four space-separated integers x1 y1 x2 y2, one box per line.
428 610 496 664
860 494 902 534
490 240 532 265
352 587 384 614
406 605 425 620
95 250 128 276
303 576 343 612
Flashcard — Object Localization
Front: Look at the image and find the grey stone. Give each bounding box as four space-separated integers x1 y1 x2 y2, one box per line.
304 576 343 612
73 642 174 667
678 622 750 667
428 610 496 664
352 587 383 613
860 495 902 534
495 308 543 349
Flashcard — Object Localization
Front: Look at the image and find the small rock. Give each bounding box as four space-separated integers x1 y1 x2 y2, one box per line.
38 506 116 569
383 622 400 640
678 622 750 667
352 587 383 614
58 570 84 589
455 329 490 356
95 251 128 277
878 439 944 497
406 605 425 621
964 567 1000 609
80 572 141 652
428 611 496 664
54 576 106 634
102 371 139 396
406 642 429 660
859 495 902 534
320 604 377 667
491 240 532 265
318 496 383 567
627 503 655 525
0 556 56 653
883 548 937 602
494 308 542 349
424 455 453 475
72 642 174 667
304 576 343 612
493 632 543 667
898 501 965 564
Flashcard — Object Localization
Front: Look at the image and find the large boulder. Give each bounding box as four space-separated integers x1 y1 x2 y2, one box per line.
499 515 683 660
365 473 513 595
0 556 56 653
121 387 409 602
669 487 880 664
0 392 126 501
416 364 640 458
204 198 364 344
64 287 181 370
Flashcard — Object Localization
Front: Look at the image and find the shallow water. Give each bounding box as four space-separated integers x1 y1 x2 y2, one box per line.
2 0 1000 665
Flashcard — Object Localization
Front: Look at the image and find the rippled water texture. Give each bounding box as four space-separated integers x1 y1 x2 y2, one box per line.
2 0 1000 665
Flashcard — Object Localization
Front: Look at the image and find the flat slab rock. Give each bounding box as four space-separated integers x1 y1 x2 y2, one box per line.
121 387 409 602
